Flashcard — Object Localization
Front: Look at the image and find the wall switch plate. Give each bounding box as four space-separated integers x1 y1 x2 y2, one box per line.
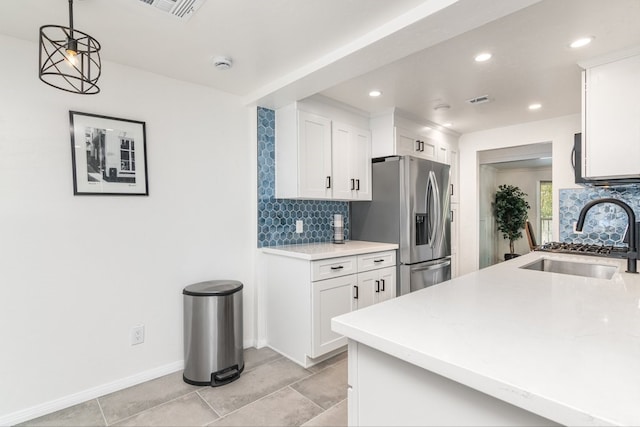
296 220 303 233
131 325 145 346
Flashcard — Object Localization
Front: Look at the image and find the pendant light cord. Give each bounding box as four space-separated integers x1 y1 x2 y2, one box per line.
68 0 74 38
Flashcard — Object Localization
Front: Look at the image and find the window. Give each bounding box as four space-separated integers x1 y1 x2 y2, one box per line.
120 138 136 174
539 181 552 244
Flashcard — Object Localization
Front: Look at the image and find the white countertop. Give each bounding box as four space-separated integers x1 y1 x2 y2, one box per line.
332 251 640 426
261 240 398 260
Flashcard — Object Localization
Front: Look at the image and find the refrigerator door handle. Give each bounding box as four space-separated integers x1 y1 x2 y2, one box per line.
427 170 440 246
410 259 451 273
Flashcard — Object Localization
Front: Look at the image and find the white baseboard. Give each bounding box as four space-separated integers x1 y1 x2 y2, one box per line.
0 360 184 426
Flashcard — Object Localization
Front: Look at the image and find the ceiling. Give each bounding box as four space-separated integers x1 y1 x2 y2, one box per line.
2 0 640 134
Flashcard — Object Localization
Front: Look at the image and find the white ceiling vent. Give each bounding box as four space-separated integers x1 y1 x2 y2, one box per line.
138 0 207 21
466 95 491 105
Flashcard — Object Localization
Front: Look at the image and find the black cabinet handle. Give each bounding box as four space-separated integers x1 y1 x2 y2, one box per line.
416 140 421 152
354 285 358 299
374 259 384 263
450 184 454 196
351 179 355 190
451 210 454 222
420 141 425 152
330 265 344 270
381 279 385 292
326 176 331 189
375 280 380 293
356 179 360 190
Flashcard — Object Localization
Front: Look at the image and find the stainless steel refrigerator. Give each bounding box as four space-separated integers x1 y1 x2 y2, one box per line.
351 156 451 295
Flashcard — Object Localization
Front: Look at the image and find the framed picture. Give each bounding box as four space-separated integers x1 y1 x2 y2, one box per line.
69 111 148 196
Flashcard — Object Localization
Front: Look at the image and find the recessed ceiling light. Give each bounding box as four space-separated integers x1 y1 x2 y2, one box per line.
570 37 593 49
443 122 453 127
529 103 542 110
434 104 450 111
369 90 382 97
474 52 492 62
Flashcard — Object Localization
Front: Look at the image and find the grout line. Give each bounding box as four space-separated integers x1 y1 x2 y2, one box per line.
286 385 325 412
300 398 348 427
195 390 222 421
106 390 202 426
96 398 108 426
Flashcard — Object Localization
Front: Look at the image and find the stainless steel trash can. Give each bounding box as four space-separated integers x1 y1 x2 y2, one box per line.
183 280 244 386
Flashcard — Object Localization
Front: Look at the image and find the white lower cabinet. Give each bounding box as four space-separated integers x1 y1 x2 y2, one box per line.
354 267 396 310
311 275 357 357
264 249 396 367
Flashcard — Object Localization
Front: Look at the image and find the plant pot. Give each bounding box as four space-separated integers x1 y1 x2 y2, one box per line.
504 253 521 261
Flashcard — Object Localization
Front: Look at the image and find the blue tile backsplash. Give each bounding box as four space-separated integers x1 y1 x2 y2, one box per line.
559 187 640 246
257 107 349 248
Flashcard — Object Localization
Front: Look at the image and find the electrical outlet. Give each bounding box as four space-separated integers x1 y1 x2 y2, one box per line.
131 325 145 346
296 220 303 233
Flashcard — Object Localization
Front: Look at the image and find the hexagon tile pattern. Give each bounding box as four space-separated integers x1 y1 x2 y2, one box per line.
559 187 640 246
257 107 349 248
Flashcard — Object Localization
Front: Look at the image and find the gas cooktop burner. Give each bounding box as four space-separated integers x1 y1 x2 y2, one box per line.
537 242 627 256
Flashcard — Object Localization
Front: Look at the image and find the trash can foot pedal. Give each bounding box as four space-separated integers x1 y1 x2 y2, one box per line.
211 364 243 387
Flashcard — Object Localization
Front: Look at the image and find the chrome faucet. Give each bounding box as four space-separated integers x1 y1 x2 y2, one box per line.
575 198 638 273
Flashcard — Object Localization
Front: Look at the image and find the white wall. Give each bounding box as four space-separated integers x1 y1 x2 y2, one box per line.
0 35 255 423
458 114 581 275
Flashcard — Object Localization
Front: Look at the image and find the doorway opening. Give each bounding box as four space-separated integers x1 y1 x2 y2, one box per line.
478 142 552 268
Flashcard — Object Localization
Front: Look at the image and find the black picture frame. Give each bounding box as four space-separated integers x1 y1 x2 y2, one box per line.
69 111 149 196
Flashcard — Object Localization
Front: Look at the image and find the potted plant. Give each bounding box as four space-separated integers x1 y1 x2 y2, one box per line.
494 184 531 260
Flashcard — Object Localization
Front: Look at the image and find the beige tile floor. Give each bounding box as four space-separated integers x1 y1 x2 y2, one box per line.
20 347 348 427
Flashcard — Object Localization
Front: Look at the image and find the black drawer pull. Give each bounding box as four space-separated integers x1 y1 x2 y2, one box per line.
330 266 344 270
373 259 385 263
351 179 355 190
375 280 380 293
356 179 360 190
381 279 385 291
354 285 358 299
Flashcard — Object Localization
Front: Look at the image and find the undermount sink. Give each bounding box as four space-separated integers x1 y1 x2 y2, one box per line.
520 258 617 280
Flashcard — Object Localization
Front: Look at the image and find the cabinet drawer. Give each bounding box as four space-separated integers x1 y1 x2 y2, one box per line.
357 251 396 272
312 256 357 281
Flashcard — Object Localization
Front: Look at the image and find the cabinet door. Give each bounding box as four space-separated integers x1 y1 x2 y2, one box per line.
449 147 459 203
352 128 372 200
331 123 355 200
420 137 437 161
298 111 332 199
332 122 372 201
395 127 421 157
437 140 449 164
450 205 458 278
583 54 640 178
354 270 377 311
355 267 397 308
377 267 396 303
395 127 437 160
311 274 356 357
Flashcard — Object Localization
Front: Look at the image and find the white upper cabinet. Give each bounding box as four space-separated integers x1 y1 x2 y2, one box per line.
332 122 372 200
298 111 333 199
370 111 459 167
395 127 438 161
276 101 372 201
581 48 640 179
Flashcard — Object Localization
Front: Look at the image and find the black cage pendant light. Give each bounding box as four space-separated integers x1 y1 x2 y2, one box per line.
39 0 101 94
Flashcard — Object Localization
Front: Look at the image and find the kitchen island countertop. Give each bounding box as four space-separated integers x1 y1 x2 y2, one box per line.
333 251 640 426
261 240 398 260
